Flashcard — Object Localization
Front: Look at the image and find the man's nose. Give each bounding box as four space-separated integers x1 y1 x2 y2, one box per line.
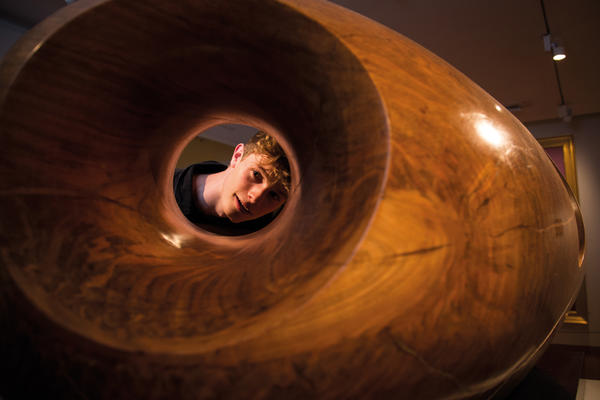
248 185 268 203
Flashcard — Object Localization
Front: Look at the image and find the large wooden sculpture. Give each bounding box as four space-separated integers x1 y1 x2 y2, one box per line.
0 0 584 398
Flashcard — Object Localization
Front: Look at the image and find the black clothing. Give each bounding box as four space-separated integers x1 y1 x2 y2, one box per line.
173 161 227 223
173 162 275 235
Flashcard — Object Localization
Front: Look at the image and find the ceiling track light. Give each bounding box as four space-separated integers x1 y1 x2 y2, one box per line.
558 104 572 122
540 0 570 122
542 33 567 61
552 45 566 61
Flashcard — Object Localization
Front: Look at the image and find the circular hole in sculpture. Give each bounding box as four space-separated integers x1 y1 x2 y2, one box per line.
174 124 291 236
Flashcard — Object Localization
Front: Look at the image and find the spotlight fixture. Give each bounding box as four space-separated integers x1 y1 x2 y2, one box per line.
540 0 571 122
558 104 572 122
552 46 566 61
543 34 567 61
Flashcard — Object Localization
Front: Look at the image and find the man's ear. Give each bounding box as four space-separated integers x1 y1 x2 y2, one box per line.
230 144 244 167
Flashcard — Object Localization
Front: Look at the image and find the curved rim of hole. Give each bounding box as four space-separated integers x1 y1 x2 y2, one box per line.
169 120 298 239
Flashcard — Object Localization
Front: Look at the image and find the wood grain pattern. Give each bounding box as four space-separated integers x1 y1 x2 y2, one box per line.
0 0 584 398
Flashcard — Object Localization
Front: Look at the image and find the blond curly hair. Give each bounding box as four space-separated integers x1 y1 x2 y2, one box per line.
242 131 291 194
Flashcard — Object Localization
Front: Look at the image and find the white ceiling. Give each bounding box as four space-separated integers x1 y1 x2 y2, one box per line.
1 0 599 124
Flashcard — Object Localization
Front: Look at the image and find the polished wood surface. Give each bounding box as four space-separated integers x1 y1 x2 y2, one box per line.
0 0 584 398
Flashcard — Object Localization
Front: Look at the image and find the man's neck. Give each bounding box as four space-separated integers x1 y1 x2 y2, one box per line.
193 170 228 218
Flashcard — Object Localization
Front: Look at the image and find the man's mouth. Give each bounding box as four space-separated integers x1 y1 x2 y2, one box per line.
235 195 251 215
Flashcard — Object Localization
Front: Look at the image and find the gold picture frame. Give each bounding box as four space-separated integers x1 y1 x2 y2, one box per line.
537 135 587 325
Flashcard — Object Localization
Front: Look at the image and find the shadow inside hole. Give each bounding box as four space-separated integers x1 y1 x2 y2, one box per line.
174 124 288 236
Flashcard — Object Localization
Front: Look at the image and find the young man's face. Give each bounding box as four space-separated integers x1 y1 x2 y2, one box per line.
220 144 288 223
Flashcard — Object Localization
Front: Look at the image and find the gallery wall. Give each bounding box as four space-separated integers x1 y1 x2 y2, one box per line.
527 114 600 346
0 18 25 57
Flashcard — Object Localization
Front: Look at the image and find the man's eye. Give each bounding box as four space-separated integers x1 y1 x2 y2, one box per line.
252 171 261 180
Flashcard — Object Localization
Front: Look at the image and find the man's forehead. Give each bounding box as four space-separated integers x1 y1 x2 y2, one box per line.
244 154 281 178
245 153 275 170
